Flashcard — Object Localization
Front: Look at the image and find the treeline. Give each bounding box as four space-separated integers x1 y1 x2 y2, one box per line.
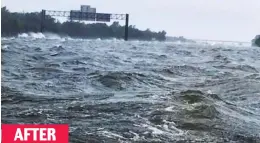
1 7 167 41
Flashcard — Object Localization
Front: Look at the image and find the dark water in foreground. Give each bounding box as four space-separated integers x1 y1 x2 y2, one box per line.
2 35 260 142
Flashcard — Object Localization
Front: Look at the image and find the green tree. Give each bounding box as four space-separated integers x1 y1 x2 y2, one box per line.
252 35 260 47
1 7 167 41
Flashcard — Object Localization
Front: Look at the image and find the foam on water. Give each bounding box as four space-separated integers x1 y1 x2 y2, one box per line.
98 131 125 139
2 45 9 50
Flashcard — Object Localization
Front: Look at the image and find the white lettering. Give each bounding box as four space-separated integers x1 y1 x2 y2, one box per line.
24 128 31 141
14 128 23 141
48 128 56 141
26 128 39 141
14 128 57 141
40 128 47 141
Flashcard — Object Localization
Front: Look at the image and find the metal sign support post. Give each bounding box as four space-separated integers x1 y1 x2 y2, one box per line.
41 9 46 33
124 14 129 41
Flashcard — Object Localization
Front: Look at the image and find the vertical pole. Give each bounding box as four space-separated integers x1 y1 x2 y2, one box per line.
124 14 129 41
41 9 46 33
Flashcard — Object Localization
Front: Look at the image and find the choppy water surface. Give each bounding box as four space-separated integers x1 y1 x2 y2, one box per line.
2 35 260 142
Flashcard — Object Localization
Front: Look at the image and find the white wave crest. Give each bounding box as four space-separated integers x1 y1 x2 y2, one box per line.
18 32 45 39
18 33 29 38
17 32 71 41
1 37 15 40
29 32 45 39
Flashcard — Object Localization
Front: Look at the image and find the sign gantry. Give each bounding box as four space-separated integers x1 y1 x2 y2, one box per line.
40 8 129 41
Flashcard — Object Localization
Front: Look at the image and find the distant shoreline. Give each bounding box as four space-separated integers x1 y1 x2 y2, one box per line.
1 7 167 41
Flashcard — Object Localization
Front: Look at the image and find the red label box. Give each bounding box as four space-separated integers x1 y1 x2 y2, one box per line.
1 124 69 143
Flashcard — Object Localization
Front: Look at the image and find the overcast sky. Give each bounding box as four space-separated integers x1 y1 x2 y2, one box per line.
2 0 260 41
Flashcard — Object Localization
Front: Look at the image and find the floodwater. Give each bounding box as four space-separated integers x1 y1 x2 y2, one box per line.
2 34 260 142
